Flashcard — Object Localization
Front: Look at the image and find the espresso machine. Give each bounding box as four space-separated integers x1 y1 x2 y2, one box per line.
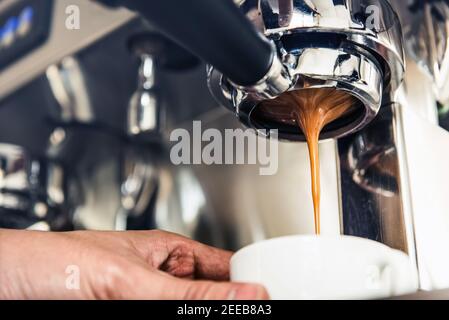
0 0 449 294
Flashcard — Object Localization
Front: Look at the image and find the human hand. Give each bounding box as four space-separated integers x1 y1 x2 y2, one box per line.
0 229 269 300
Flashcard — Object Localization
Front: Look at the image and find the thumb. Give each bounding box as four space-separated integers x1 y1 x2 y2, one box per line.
165 277 270 300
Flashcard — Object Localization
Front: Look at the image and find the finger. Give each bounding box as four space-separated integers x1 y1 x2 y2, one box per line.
159 239 233 281
151 230 234 281
190 243 233 281
116 264 270 300
160 277 270 300
115 265 269 300
130 230 233 281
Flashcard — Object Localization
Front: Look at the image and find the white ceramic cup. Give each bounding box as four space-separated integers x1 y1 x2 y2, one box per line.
230 235 419 300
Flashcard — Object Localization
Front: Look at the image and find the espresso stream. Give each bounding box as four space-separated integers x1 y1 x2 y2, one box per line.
258 88 356 234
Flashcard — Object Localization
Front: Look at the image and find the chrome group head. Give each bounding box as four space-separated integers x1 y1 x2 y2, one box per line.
208 0 405 141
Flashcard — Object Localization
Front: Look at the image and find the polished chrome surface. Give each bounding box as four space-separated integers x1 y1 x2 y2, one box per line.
0 144 29 193
115 145 158 230
230 53 293 99
46 56 94 123
208 0 404 141
0 144 30 212
0 143 70 230
338 104 414 255
241 47 384 141
119 147 157 219
254 0 405 87
393 0 449 104
115 144 225 246
127 54 162 137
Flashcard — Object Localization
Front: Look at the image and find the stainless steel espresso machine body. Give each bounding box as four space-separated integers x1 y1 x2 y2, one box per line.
1 0 449 294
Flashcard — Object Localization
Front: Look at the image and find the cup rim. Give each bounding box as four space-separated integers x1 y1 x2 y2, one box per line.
231 234 408 266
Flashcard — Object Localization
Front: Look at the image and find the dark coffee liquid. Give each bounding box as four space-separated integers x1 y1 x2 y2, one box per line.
258 88 356 234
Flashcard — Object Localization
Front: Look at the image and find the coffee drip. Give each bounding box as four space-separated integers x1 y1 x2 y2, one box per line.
258 88 356 234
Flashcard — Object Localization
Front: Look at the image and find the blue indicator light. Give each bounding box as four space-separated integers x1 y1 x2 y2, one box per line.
4 17 18 34
0 27 5 49
19 6 34 23
0 5 36 46
18 6 34 37
1 17 18 46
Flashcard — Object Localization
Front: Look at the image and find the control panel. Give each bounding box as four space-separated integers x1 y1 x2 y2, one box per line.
0 0 53 70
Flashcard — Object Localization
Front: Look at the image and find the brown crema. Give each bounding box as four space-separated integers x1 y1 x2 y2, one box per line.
258 88 356 234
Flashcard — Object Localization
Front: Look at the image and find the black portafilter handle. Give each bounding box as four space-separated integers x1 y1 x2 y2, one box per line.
97 0 274 86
